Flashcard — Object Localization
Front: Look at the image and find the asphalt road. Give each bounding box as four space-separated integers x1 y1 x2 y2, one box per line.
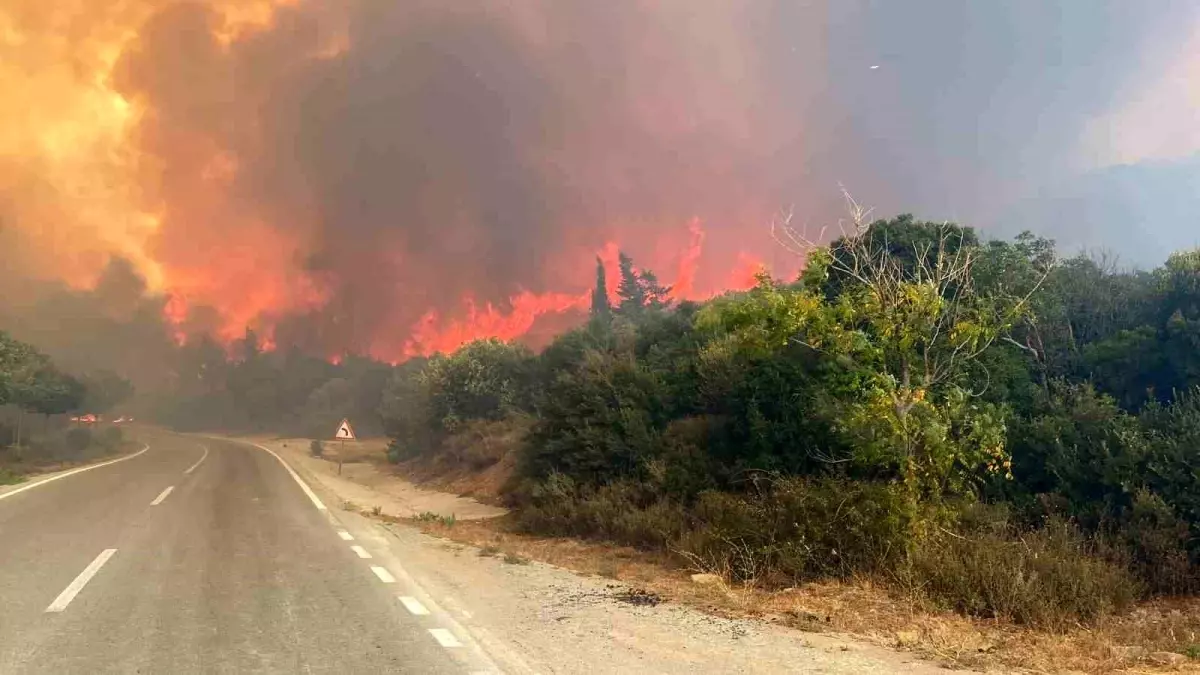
0 431 487 674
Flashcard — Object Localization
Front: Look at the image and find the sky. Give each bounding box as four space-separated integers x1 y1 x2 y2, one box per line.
1 0 1198 363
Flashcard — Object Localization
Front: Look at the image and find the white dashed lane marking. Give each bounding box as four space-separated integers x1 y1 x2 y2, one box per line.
399 596 430 616
45 549 117 613
350 545 372 559
337 530 354 541
149 486 175 506
370 566 396 583
429 628 462 648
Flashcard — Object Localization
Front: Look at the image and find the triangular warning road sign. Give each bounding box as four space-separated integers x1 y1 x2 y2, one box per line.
334 418 356 440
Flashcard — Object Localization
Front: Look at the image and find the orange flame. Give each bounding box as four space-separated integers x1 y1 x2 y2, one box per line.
397 289 591 359
670 217 706 300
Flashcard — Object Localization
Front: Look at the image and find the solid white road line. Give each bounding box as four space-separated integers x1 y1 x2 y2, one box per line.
429 628 462 648
370 566 396 583
45 549 117 613
350 545 372 559
184 444 209 475
337 530 354 541
399 596 430 616
0 444 150 504
150 486 175 506
249 443 327 511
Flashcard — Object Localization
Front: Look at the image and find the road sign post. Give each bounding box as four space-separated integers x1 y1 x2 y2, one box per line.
333 418 356 475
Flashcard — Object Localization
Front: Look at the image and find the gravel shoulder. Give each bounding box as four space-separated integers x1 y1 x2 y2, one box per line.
234 434 957 674
257 436 506 520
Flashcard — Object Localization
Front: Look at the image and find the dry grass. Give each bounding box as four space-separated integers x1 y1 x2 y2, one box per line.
389 418 528 503
403 515 1200 674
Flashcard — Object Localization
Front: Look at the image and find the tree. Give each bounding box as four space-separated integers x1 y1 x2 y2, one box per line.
0 332 85 445
616 252 672 315
639 270 672 310
616 252 645 313
590 256 611 318
421 339 534 431
772 195 1052 500
0 332 45 407
79 370 134 413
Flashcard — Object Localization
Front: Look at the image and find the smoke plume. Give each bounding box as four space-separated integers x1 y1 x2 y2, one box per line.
1 0 1197 370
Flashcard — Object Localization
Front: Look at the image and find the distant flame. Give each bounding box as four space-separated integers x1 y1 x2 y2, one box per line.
670 217 706 300
399 289 591 359
728 252 766 289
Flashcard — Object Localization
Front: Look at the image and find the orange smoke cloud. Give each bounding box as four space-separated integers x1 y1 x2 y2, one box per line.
0 0 298 289
3 1 817 364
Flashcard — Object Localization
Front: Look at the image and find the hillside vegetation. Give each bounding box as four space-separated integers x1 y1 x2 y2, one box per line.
378 211 1200 631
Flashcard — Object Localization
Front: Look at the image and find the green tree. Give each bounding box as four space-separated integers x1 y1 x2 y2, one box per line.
590 256 611 318
616 252 645 313
79 370 134 413
616 252 672 315
772 200 1050 500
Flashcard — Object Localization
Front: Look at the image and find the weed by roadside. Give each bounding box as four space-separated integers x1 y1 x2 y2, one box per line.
415 511 457 528
503 552 529 565
0 467 25 486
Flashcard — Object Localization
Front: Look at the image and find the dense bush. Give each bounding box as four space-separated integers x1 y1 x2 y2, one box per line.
64 427 92 456
1003 381 1146 526
96 426 123 451
376 218 1200 628
380 340 534 462
520 351 669 485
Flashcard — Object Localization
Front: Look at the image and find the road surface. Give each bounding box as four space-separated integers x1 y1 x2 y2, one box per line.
0 431 494 674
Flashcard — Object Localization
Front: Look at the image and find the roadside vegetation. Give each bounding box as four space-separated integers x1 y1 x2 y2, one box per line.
0 332 132 480
374 205 1200 656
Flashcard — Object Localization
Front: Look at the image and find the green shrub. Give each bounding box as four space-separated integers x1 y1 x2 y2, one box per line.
310 439 324 458
1114 491 1198 595
520 351 669 486
1005 381 1146 526
96 426 123 452
0 467 24 486
1141 389 1200 548
386 439 419 464
64 427 92 458
908 514 1139 630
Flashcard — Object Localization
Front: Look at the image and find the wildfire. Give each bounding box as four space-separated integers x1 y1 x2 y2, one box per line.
388 219 773 359
399 290 591 359
669 218 706 300
6 1 793 365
